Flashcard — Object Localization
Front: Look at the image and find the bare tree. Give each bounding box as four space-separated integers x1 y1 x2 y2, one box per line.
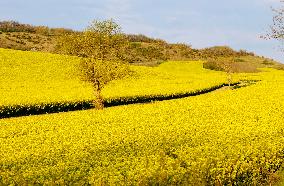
263 1 284 49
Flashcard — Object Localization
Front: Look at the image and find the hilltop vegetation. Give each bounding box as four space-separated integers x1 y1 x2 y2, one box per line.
1 20 282 70
0 21 73 52
0 20 73 34
0 31 55 52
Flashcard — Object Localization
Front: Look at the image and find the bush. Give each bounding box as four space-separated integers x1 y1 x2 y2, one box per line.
234 58 246 62
203 58 258 73
262 59 275 65
200 46 255 59
203 60 224 71
124 42 168 64
201 46 236 58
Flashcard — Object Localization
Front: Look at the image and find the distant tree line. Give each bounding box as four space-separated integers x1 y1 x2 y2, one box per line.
0 20 74 36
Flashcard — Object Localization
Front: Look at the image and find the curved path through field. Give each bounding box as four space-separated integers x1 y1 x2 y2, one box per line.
0 81 256 119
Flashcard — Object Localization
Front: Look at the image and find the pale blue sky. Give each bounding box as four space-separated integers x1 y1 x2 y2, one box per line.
0 0 283 63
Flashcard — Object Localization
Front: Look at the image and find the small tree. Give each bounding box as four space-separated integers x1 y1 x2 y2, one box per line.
80 58 129 109
82 19 129 109
204 57 234 87
218 58 234 87
57 19 129 109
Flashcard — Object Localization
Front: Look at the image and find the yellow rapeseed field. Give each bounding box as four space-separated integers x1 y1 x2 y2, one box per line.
0 61 283 184
0 48 91 105
0 48 232 107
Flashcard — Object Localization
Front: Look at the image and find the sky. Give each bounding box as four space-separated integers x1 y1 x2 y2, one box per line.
0 0 283 63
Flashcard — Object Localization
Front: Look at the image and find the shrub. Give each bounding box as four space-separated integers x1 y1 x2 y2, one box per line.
234 58 246 62
262 59 275 65
203 60 224 71
203 58 258 73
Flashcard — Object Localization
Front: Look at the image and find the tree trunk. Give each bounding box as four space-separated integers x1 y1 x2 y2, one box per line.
93 81 104 110
94 90 104 110
227 72 232 88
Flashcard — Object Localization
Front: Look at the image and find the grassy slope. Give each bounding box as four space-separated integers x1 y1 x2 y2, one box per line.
0 48 232 106
235 55 284 70
1 31 283 69
0 32 56 52
0 68 283 185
